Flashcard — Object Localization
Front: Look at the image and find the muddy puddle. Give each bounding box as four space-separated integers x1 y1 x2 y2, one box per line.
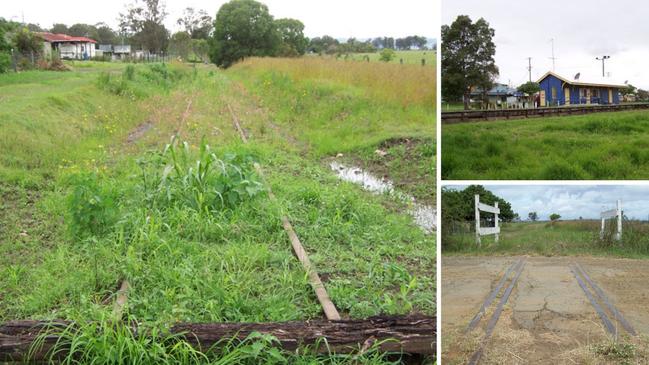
329 161 435 233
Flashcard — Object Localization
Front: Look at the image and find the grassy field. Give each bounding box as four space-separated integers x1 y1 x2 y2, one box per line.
442 110 649 179
336 50 435 66
443 220 649 258
0 58 434 362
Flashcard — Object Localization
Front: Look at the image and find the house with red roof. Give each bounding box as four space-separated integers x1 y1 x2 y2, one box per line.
38 32 97 60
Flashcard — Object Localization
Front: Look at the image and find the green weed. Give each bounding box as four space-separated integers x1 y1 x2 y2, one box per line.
66 173 118 238
158 137 264 213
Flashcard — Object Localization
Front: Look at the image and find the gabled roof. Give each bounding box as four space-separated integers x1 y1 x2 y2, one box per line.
37 32 97 44
537 71 626 89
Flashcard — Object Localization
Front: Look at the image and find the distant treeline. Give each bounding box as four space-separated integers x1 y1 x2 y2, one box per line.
308 35 433 55
0 0 433 70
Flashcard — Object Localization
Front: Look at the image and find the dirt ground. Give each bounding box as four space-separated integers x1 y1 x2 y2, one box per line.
442 256 649 364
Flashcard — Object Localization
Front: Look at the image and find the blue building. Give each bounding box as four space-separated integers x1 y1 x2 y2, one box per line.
537 71 625 107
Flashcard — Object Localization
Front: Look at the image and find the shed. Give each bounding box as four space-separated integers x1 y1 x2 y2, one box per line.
470 83 525 107
537 71 625 106
38 32 97 60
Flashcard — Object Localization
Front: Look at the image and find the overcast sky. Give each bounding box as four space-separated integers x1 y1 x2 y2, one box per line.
443 0 649 89
4 0 438 39
446 185 649 221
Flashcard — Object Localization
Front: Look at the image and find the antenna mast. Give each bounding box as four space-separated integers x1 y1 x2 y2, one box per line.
549 38 557 71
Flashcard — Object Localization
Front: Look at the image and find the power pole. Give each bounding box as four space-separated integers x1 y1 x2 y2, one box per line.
549 38 557 71
527 57 532 82
596 55 610 77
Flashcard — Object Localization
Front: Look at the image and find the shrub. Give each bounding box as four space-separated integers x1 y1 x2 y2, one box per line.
379 48 396 62
0 52 12 73
158 137 264 214
124 65 135 81
66 173 119 238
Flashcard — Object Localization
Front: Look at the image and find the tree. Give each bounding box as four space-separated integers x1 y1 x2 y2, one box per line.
209 0 280 68
169 31 192 59
13 28 42 54
177 7 213 39
50 23 69 34
0 26 11 73
191 38 209 62
528 212 538 221
379 48 395 62
307 35 339 54
549 213 561 221
275 18 307 57
637 89 649 101
620 84 637 97
95 23 117 44
26 23 43 32
442 15 499 109
441 185 515 224
517 81 541 95
119 0 170 53
68 23 99 40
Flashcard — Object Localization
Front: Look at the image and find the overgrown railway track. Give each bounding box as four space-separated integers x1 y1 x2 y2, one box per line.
442 103 649 124
466 259 635 364
0 97 435 362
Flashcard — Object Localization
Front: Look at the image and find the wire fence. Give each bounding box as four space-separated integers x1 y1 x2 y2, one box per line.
7 48 184 72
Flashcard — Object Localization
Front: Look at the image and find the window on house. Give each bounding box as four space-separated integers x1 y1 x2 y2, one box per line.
551 87 557 100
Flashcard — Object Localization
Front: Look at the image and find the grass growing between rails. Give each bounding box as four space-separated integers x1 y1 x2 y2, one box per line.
443 220 649 258
442 110 649 179
1 61 433 362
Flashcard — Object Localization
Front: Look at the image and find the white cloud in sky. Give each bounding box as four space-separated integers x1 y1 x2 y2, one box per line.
4 0 438 39
445 185 649 221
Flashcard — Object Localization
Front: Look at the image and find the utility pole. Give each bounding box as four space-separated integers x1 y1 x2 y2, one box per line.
549 38 557 71
596 55 610 77
527 57 532 82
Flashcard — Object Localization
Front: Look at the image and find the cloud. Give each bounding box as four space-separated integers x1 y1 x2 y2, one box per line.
445 185 649 220
443 0 649 88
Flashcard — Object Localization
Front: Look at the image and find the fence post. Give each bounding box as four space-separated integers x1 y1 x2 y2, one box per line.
475 195 481 246
494 202 499 243
11 48 16 72
600 216 605 239
617 199 622 241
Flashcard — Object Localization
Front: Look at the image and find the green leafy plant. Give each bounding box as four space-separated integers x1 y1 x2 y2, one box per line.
159 137 264 213
66 173 118 238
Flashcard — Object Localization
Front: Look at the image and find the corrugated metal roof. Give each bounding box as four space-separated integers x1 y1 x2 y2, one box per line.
114 45 131 53
38 32 97 44
471 83 523 97
537 71 627 89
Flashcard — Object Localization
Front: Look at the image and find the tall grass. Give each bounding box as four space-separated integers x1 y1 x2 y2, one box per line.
443 220 649 258
231 57 435 108
442 110 649 179
31 317 407 364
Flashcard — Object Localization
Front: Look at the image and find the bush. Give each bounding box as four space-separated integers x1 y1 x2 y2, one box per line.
157 137 264 214
66 173 119 238
379 48 396 62
124 65 135 81
0 52 11 73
